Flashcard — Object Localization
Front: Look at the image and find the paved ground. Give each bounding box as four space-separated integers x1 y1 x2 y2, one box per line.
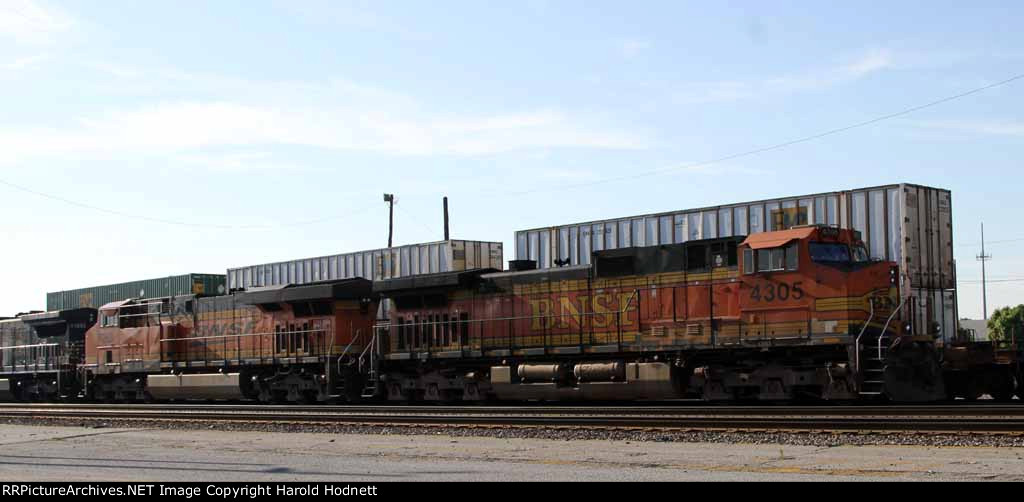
0 424 1023 481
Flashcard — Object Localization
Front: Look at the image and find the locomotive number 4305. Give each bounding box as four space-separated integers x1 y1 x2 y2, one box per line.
749 282 805 302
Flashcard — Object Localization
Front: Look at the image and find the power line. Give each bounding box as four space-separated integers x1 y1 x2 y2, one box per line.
959 278 1024 284
2 72 1022 225
497 72 1024 197
956 237 1024 248
0 178 377 229
395 201 438 237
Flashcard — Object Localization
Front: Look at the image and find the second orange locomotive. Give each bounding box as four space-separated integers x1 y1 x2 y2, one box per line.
84 279 378 403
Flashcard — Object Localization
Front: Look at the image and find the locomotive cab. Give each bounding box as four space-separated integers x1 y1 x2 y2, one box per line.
738 225 897 339
738 225 943 401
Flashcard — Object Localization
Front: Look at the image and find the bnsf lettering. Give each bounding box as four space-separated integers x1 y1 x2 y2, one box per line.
193 318 259 338
529 294 636 330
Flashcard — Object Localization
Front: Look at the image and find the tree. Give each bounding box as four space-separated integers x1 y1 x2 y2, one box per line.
988 305 1024 343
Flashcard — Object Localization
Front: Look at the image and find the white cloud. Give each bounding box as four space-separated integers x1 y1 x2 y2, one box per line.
540 168 598 180
840 49 894 77
176 151 305 173
77 62 426 113
671 49 894 105
271 0 428 40
0 0 73 45
81 60 144 79
0 55 654 164
0 99 652 164
1 52 47 70
619 39 652 57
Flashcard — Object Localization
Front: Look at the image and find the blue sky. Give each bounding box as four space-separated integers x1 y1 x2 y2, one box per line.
0 0 1021 318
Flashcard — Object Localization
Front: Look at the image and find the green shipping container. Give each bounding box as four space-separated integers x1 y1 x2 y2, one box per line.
46 274 227 311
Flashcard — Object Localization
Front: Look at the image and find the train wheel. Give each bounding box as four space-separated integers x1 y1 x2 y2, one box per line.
271 390 288 404
299 390 318 405
992 383 1014 402
386 382 412 403
944 384 958 402
991 372 1016 402
964 379 982 402
461 382 484 403
993 389 1014 402
883 341 946 402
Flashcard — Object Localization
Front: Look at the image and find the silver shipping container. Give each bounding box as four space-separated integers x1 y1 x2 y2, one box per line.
514 183 956 340
226 240 504 290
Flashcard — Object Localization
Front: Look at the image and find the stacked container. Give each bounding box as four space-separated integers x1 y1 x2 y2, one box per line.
226 240 504 290
46 274 226 311
514 183 955 341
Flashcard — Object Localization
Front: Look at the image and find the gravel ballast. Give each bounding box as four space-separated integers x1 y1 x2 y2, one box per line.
4 416 1024 448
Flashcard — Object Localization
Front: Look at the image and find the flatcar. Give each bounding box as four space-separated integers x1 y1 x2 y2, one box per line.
942 337 1022 401
369 225 946 402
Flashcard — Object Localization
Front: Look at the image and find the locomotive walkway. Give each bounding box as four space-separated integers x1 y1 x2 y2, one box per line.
2 403 1024 434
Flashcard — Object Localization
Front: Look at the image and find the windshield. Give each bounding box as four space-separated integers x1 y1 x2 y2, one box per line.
809 242 850 263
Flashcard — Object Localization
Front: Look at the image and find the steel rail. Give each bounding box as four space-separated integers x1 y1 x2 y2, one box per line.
3 402 1024 416
2 403 1024 433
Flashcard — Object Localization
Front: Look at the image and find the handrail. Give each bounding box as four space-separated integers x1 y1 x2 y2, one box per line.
337 328 361 372
0 343 60 351
115 300 171 308
334 327 363 375
877 296 908 361
94 343 143 350
358 329 379 374
158 328 325 343
853 298 875 373
623 289 640 313
373 293 642 329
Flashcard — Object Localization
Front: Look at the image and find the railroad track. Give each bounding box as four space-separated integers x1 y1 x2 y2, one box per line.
2 403 1024 433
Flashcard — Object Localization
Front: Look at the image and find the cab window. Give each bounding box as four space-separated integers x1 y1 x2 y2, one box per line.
100 313 119 327
809 242 850 263
746 243 798 274
852 245 870 263
786 243 798 270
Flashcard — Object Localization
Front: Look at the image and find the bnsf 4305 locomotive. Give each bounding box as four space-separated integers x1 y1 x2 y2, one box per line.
372 225 945 402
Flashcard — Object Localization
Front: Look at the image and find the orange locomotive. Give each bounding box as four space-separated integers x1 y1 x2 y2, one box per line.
83 279 378 403
372 225 945 402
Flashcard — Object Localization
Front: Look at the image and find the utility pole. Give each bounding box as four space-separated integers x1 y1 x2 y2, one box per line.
443 196 450 241
977 222 992 320
383 194 395 248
